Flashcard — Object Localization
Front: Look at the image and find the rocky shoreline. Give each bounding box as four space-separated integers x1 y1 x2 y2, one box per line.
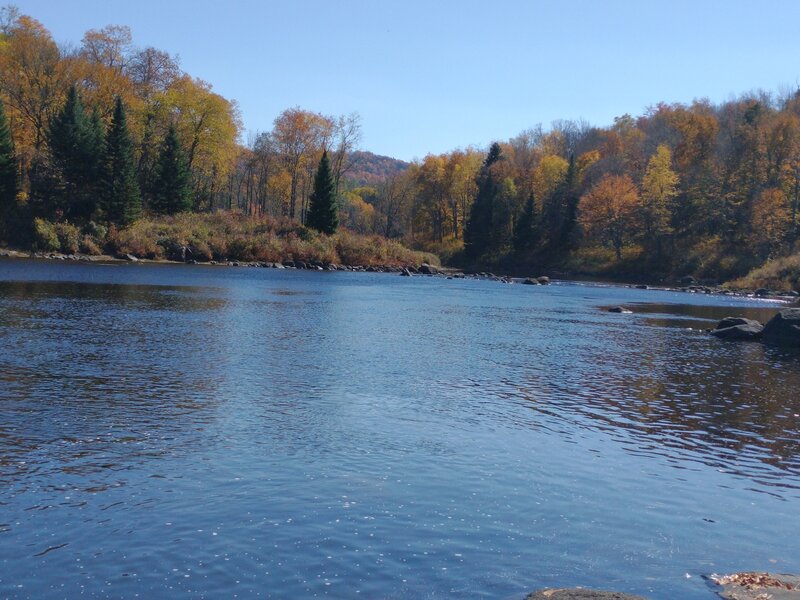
2 248 799 304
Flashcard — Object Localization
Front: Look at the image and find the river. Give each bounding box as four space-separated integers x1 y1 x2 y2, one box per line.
0 259 798 599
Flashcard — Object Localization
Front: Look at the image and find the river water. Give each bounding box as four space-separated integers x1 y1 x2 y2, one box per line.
0 259 798 599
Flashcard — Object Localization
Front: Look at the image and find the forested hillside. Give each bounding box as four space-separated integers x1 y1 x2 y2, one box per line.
1 6 799 289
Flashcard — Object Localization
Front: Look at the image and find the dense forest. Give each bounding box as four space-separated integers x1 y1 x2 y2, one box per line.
1 6 799 288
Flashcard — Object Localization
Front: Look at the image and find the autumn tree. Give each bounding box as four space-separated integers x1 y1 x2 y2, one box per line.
640 144 679 257
306 150 338 234
151 125 192 214
750 187 791 257
579 174 640 261
102 97 140 225
273 107 333 220
0 99 18 240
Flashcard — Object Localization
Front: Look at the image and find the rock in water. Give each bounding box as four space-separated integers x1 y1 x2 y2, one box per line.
525 589 649 600
537 276 550 284
608 306 632 313
523 278 539 285
762 308 800 347
418 264 438 275
710 317 764 341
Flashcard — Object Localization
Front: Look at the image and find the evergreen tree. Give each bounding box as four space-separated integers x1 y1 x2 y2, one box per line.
464 142 503 258
305 150 338 234
513 192 538 254
558 154 579 248
48 85 104 220
151 125 192 215
0 99 19 241
102 97 141 225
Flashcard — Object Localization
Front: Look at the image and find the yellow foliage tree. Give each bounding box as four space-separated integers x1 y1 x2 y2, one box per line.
579 174 640 260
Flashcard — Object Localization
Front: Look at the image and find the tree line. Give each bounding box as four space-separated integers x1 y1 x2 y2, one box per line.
326 94 800 279
2 6 800 281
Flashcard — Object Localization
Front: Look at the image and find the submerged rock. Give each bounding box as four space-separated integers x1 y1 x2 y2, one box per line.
710 572 800 599
608 306 632 313
525 589 649 600
762 308 800 347
711 317 764 341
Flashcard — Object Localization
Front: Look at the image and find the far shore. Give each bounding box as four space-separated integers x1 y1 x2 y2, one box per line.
3 246 799 305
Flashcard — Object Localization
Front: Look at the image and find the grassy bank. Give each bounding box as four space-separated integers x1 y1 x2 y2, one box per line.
727 254 800 291
26 212 439 267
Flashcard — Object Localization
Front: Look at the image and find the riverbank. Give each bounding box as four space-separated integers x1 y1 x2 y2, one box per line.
8 212 439 270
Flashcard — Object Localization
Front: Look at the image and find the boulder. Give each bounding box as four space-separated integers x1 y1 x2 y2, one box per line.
523 278 539 285
608 306 632 313
680 275 696 286
762 308 800 347
400 268 412 277
711 317 764 341
755 288 771 298
418 263 438 275
124 254 139 262
537 276 550 285
525 589 649 600
635 284 649 290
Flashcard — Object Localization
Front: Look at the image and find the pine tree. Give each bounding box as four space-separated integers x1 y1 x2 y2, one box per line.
0 99 19 241
48 85 104 220
151 125 192 215
513 192 538 254
305 150 338 234
558 154 579 249
102 97 141 225
464 142 503 258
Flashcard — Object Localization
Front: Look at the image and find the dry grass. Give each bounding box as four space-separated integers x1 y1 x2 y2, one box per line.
104 212 438 266
727 253 800 291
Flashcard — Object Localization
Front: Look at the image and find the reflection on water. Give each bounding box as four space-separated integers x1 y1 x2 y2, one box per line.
0 259 799 599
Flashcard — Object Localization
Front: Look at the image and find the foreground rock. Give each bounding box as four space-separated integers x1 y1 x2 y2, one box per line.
525 589 648 600
762 308 800 347
710 317 764 341
608 306 632 314
710 572 800 599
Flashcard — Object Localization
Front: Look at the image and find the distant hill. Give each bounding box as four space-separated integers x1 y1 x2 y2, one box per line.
345 151 409 187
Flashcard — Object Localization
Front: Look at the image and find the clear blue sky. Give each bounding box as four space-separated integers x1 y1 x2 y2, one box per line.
12 0 800 161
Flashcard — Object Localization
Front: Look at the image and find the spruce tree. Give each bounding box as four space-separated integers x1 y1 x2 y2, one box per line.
305 150 338 234
102 97 141 225
0 99 19 240
48 85 104 220
151 125 192 215
464 142 503 258
513 192 538 254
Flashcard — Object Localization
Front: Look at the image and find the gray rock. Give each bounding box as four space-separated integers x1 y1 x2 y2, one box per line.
711 317 764 341
635 284 648 289
537 276 551 284
608 306 632 313
755 288 771 297
525 589 649 600
763 308 800 347
523 278 539 285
